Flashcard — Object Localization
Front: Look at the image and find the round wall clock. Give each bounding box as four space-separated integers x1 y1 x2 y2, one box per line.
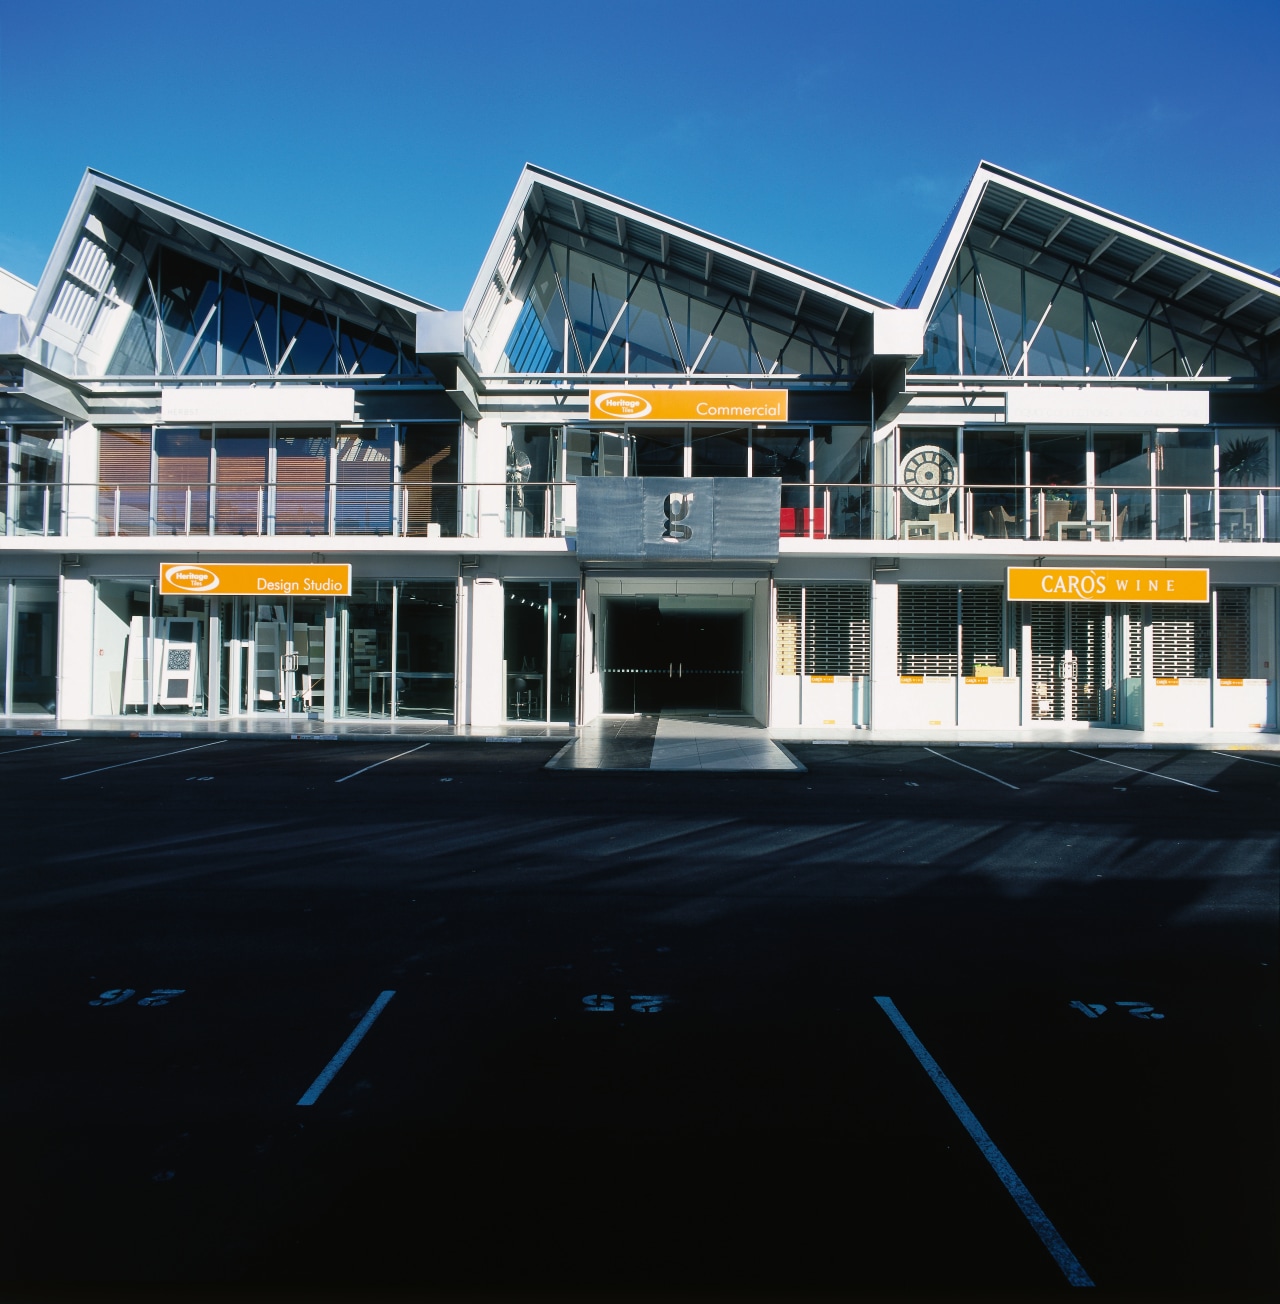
899 444 957 506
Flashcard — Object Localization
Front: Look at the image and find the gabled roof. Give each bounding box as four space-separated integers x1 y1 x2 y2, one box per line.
901 161 1280 349
463 164 899 374
27 169 438 376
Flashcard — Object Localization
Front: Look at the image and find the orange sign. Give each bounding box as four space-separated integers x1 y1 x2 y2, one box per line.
1007 567 1209 603
160 563 351 597
588 387 789 423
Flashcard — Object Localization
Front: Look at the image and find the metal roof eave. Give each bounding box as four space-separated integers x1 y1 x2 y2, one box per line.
28 169 440 340
461 163 897 352
908 161 1280 334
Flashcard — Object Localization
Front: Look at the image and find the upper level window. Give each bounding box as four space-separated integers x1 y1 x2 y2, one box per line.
914 242 1260 380
105 246 423 378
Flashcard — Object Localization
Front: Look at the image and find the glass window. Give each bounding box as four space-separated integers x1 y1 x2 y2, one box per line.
155 428 211 533
157 249 219 376
108 252 159 375
403 425 459 537
220 277 276 375
396 583 456 716
274 428 330 535
343 582 393 717
335 428 393 534
213 428 268 534
339 319 398 377
1157 430 1215 540
634 426 685 477
965 429 1024 539
0 581 7 712
279 297 336 374
12 581 58 714
691 426 748 477
6 427 63 536
503 581 577 723
1094 431 1151 541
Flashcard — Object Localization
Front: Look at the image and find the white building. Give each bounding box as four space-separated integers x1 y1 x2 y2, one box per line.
0 162 1276 735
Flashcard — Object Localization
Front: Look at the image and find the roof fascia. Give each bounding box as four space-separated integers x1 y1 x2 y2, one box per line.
29 170 100 330
34 169 438 332
976 161 1280 294
463 163 892 336
905 166 994 325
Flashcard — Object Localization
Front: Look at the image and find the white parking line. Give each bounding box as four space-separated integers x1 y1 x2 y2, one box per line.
1069 750 1217 793
1212 750 1280 770
0 739 80 757
874 996 1093 1288
60 739 228 780
924 746 1020 790
335 742 431 783
297 990 396 1106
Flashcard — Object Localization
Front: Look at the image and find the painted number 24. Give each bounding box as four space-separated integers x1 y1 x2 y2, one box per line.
89 988 185 1007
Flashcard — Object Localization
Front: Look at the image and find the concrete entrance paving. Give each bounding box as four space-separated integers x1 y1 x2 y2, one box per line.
550 712 805 772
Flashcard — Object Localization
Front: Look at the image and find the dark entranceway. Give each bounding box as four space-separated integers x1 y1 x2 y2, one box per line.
602 598 744 712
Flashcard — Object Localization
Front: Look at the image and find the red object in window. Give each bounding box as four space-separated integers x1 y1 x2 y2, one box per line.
779 507 826 538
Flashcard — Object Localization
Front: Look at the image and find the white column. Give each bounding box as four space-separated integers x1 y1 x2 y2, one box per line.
466 574 506 727
58 574 95 719
63 421 99 538
869 576 898 729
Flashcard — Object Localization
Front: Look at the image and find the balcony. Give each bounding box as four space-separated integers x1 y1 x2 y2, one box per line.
7 480 1277 544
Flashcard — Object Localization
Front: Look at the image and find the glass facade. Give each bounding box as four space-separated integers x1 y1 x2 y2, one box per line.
1 579 58 715
3 425 64 536
915 242 1260 379
504 582 577 723
499 226 856 378
106 245 428 378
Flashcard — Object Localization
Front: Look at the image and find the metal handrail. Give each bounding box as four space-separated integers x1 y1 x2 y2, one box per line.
13 480 1275 543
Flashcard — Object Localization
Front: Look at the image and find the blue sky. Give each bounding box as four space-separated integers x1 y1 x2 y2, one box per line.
2 0 1277 308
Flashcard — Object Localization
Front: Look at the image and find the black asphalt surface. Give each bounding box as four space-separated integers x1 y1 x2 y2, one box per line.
1 735 1276 1304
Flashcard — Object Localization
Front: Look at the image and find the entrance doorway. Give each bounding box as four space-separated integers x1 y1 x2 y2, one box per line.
1028 602 1106 722
602 598 745 712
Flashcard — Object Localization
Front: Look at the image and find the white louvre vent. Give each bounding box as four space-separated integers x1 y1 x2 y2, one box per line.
1151 604 1210 677
776 585 870 677
1216 589 1250 678
1125 605 1143 679
49 279 96 333
805 586 870 676
68 235 112 292
960 586 1004 675
899 585 959 677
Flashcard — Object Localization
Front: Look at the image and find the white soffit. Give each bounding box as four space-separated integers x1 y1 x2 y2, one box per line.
160 387 356 425
1005 387 1209 426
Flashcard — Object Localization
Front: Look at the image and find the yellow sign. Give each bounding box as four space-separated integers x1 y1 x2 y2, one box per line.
588 387 789 423
900 675 924 684
810 675 835 683
1007 567 1209 603
160 563 352 597
1154 677 1180 686
963 676 987 685
1219 678 1244 687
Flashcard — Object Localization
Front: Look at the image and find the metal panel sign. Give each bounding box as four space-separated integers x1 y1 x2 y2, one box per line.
588 388 788 423
1007 567 1209 603
576 477 781 562
160 563 352 596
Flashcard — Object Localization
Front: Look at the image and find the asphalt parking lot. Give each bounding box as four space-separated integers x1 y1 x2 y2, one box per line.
1 735 1276 1303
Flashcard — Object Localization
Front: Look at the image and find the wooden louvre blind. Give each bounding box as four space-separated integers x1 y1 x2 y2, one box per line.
336 432 392 534
1216 589 1250 678
155 428 210 533
275 429 329 534
214 429 267 533
402 425 458 536
98 428 151 535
